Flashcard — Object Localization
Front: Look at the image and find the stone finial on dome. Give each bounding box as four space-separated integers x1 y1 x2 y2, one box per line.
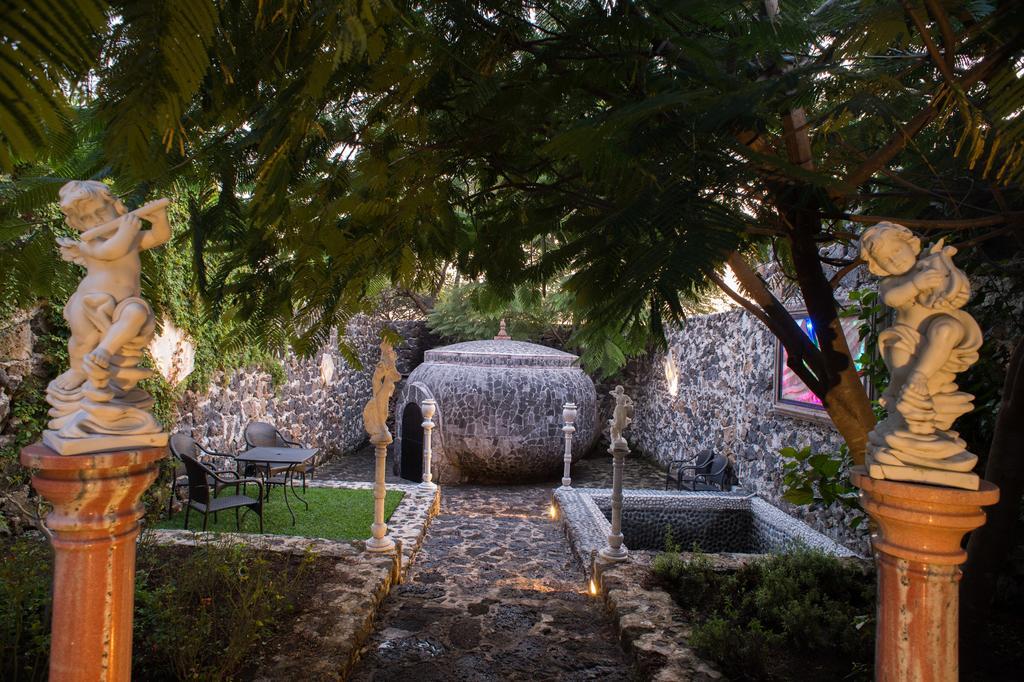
494 318 511 340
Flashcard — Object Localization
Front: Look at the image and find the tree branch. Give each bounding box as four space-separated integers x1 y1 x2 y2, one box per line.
838 212 1024 230
903 1 959 86
707 261 828 398
830 259 863 289
727 252 829 394
706 269 774 329
923 0 958 69
839 34 1023 194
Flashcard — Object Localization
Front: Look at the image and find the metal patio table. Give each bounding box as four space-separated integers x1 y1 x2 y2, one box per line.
235 447 318 525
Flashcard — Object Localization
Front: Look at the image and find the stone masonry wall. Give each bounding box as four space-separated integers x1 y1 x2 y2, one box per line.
621 308 869 553
0 308 41 456
174 317 438 460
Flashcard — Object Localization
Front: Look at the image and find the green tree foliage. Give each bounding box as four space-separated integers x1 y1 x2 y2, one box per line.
2 1 416 357
428 281 570 343
1 1 1022 441
4 2 1020 388
0 1 107 169
342 0 1023 459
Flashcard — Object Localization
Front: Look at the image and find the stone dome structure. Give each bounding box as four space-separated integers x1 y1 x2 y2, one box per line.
392 339 598 483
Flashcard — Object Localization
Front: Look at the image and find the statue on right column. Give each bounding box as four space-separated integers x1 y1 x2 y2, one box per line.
859 222 983 490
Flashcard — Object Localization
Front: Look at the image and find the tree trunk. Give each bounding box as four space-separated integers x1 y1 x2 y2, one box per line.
961 335 1024 627
776 99 876 462
718 241 875 463
772 184 876 463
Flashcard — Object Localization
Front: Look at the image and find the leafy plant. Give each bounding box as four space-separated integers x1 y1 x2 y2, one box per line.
0 538 51 682
427 280 570 345
426 279 652 377
841 288 888 417
653 547 875 680
0 307 71 485
651 541 718 604
0 535 321 682
779 444 865 529
132 538 318 681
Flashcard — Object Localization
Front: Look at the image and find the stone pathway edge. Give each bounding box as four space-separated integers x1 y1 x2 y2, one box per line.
554 488 724 682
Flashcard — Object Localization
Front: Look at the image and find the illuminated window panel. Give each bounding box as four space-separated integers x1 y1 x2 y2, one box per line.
773 310 868 423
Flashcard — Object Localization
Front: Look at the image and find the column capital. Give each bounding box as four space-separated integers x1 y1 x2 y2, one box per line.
852 467 998 565
370 430 393 447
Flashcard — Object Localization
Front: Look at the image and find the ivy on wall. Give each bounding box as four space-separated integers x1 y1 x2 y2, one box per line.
0 306 69 489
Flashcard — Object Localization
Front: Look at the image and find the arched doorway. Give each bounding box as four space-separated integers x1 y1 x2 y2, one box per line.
399 403 423 482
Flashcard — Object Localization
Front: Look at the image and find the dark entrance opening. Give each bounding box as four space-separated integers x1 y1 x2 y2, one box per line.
400 403 423 482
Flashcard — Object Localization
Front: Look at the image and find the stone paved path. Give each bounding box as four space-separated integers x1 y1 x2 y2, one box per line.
320 447 665 681
349 484 638 681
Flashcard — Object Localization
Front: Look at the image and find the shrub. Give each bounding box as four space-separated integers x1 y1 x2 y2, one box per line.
653 547 875 680
133 536 317 681
0 537 51 682
0 535 319 681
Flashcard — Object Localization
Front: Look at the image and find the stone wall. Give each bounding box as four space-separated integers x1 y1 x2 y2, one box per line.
174 317 438 459
620 308 869 552
0 309 40 455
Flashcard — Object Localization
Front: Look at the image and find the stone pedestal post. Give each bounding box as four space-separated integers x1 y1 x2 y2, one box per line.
20 443 165 682
419 399 437 490
851 467 999 682
559 402 577 489
366 433 396 553
599 439 629 562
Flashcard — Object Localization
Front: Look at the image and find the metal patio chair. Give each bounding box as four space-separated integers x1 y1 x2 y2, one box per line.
168 433 243 515
685 454 733 491
666 450 714 490
181 452 264 533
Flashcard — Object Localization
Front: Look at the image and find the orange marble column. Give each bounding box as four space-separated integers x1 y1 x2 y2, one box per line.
851 467 999 682
21 443 166 682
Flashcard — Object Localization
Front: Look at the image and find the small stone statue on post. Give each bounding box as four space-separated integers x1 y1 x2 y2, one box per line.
852 222 999 681
860 222 985 490
559 402 577 488
43 181 171 454
363 339 400 553
20 179 171 681
600 386 633 563
419 398 437 489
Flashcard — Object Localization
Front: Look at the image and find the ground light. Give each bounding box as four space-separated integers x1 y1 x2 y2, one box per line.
589 578 599 596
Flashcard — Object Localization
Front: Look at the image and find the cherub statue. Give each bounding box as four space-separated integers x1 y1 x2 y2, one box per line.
43 180 171 455
859 222 983 490
363 340 401 442
608 385 633 448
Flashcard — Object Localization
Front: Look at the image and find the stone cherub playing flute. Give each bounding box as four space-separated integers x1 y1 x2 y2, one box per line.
43 180 171 455
860 222 983 490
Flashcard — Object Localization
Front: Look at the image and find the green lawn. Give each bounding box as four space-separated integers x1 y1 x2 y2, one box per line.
156 487 405 540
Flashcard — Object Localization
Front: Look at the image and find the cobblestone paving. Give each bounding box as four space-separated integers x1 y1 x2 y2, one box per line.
319 447 666 681
315 443 403 484
349 484 639 681
571 450 667 490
